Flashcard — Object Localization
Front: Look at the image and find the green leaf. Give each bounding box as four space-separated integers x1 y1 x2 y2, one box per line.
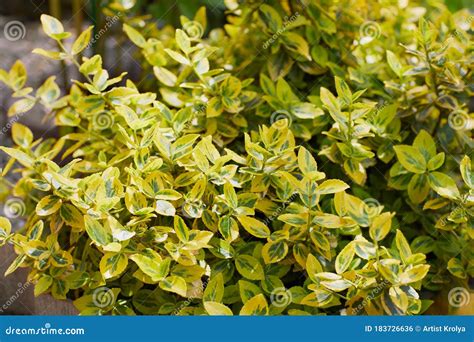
395 230 412 264
40 15 66 39
460 155 474 188
306 254 323 283
369 212 393 241
0 217 12 239
262 240 288 264
301 289 334 307
298 146 318 177
399 265 430 284
130 249 170 282
386 50 403 77
237 216 270 239
175 29 191 53
316 179 349 194
427 152 445 171
123 24 146 47
174 216 190 242
413 130 436 161
11 123 33 148
290 102 324 119
428 172 460 200
159 276 187 297
447 258 467 279
235 255 265 280
34 275 53 296
408 174 430 204
203 273 224 302
313 213 354 229
393 145 426 173
100 252 128 279
155 200 176 216
258 4 282 32
72 26 93 55
335 242 355 274
334 77 352 105
204 301 233 315
239 294 269 315
153 66 177 87
84 215 113 246
0 146 34 167
218 216 239 242
36 196 62 216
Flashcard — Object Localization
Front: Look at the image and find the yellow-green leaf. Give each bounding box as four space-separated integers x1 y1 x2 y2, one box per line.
239 294 269 315
159 276 187 297
84 215 113 246
100 252 128 279
393 145 426 174
36 196 62 216
237 216 270 238
204 301 233 315
369 212 393 241
335 242 355 274
262 240 288 264
235 255 265 280
11 123 33 148
72 26 93 55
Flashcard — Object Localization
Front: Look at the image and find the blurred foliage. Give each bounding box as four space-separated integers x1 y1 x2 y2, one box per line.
0 0 472 316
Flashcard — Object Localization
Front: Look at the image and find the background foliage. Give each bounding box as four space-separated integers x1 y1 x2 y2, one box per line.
0 0 472 315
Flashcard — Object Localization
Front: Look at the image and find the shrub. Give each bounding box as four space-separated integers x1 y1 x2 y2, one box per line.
0 0 472 315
